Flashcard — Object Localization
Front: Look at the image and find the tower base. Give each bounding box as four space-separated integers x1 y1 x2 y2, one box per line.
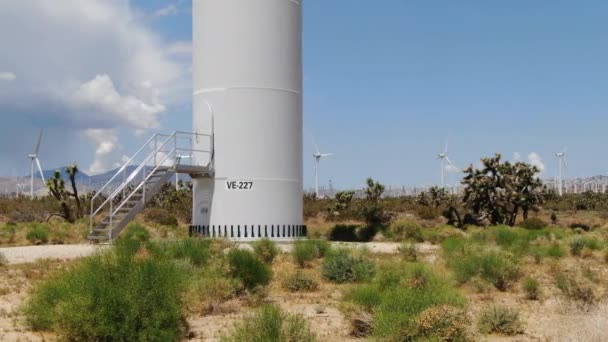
189 224 307 241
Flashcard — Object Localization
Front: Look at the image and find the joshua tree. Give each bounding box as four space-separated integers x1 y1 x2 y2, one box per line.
46 170 73 222
361 178 390 227
461 154 544 226
66 163 82 218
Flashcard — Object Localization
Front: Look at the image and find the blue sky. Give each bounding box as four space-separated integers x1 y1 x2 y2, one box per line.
1 1 607 190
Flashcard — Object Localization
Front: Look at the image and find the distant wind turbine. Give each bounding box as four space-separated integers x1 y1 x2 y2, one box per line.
555 148 567 196
436 139 459 188
312 138 334 198
27 129 46 198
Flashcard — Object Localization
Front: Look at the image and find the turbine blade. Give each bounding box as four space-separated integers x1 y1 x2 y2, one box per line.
445 157 460 171
320 153 334 157
312 137 319 155
444 138 449 154
34 129 43 155
35 158 45 183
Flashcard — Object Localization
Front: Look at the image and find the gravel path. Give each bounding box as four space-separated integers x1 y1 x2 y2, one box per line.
0 242 439 265
0 244 109 265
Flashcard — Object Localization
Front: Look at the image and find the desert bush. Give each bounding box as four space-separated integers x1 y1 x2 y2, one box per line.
344 262 466 340
444 243 520 291
545 242 565 258
398 242 417 261
292 239 330 267
221 305 317 342
409 305 471 341
321 249 375 284
123 223 151 242
26 224 49 244
227 249 271 290
252 239 280 264
521 217 547 230
0 224 16 243
282 270 319 292
570 238 586 256
152 238 212 267
555 271 596 305
522 278 541 300
144 208 179 226
24 247 188 341
185 260 242 314
389 220 423 242
477 306 524 336
415 206 440 220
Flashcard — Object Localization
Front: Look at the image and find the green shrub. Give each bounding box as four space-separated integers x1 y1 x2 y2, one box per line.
159 238 211 266
321 249 375 284
0 224 16 243
389 220 423 242
123 223 151 242
520 218 547 230
221 305 317 342
282 270 319 292
415 206 439 220
545 242 566 258
227 249 271 290
252 239 280 264
292 239 330 268
24 249 188 341
569 238 586 256
477 306 524 336
144 208 179 226
26 224 49 244
445 247 520 291
409 305 471 341
344 262 466 340
554 271 596 305
398 242 417 261
522 278 540 300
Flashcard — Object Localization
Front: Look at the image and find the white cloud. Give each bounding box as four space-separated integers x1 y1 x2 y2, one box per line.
445 164 461 173
84 129 121 174
0 0 190 175
153 4 178 17
512 152 521 161
527 152 545 173
71 74 164 130
0 72 16 82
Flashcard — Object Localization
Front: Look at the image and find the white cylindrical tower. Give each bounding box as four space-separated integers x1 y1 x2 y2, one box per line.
191 0 304 240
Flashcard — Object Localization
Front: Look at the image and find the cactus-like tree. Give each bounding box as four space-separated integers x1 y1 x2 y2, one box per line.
66 163 82 218
46 170 73 222
461 154 544 226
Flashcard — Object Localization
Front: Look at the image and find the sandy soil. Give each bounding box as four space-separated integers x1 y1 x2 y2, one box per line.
0 242 438 265
0 244 109 265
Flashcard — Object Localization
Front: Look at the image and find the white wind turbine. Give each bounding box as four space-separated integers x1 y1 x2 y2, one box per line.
436 139 458 188
555 148 567 196
27 129 46 198
312 139 334 198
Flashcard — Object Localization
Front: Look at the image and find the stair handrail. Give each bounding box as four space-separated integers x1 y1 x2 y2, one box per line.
111 146 177 216
89 129 215 235
91 132 175 219
89 132 176 232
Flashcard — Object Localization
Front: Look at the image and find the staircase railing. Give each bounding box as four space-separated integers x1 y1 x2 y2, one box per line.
89 131 213 236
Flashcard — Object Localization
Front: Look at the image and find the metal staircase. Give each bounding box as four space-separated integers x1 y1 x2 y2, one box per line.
89 131 213 242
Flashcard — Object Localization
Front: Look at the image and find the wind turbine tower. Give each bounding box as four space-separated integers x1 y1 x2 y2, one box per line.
436 140 458 188
313 140 334 198
555 149 567 196
26 130 46 198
